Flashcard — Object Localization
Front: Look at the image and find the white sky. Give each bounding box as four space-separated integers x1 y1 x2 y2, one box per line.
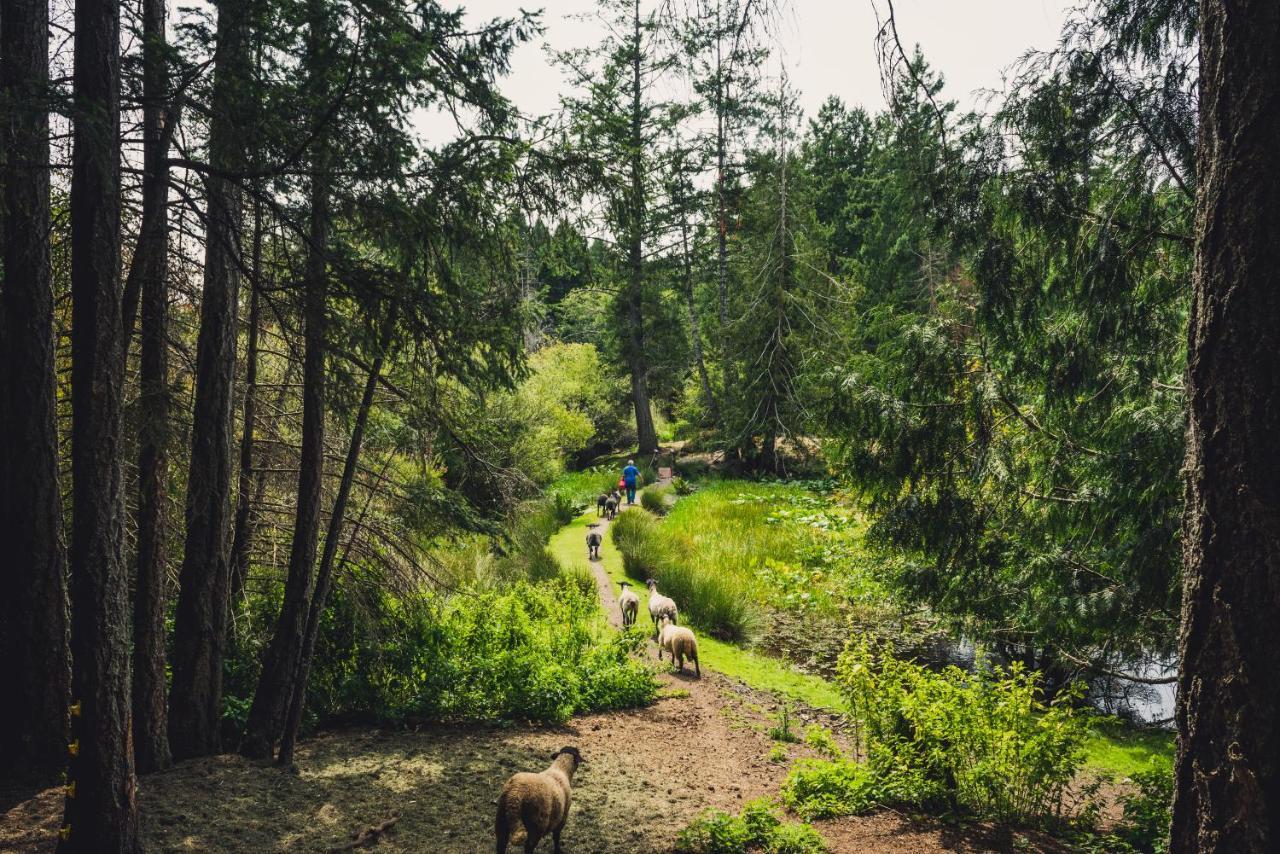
454 0 1075 124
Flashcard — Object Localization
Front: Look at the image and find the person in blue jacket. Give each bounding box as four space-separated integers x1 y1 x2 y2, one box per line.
622 459 640 504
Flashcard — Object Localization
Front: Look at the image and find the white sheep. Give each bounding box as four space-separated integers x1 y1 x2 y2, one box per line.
495 746 583 854
645 578 678 638
657 615 700 677
618 581 639 627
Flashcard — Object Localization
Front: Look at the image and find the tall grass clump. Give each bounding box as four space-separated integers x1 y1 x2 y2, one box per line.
611 508 760 643
549 467 620 510
641 484 673 514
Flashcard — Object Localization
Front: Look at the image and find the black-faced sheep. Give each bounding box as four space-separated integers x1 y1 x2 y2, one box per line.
586 527 603 561
596 493 609 517
618 581 639 627
604 494 619 519
495 746 583 854
645 578 678 638
658 615 700 677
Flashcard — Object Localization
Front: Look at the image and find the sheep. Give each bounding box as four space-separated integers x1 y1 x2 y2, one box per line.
618 581 639 627
604 494 619 519
586 527 603 561
645 578 678 638
495 746 584 854
657 615 701 677
595 493 609 517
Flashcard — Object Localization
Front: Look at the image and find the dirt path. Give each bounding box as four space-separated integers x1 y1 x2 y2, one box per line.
1 472 1050 853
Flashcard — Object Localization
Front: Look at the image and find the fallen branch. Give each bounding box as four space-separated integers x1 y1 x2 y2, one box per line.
328 816 399 852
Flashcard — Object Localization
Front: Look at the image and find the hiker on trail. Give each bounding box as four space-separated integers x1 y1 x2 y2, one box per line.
622 459 640 505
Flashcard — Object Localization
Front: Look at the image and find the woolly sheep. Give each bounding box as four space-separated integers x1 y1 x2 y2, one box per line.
495 746 584 854
618 581 639 627
604 494 619 519
658 615 700 677
586 527 603 561
596 493 609 517
645 578 678 638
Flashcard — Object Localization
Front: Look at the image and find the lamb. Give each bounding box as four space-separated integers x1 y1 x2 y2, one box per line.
618 581 639 627
604 494 619 519
657 615 701 677
595 493 609 517
495 746 584 854
645 578 678 638
586 527 603 561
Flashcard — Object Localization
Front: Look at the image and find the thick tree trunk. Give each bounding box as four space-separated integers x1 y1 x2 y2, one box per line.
242 115 329 759
1173 2 1280 850
59 0 141 845
626 0 657 455
168 0 250 761
0 0 72 777
228 203 264 609
129 0 173 774
278 328 389 766
714 21 737 404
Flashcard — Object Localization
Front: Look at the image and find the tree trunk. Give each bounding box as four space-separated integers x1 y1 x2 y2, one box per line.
228 201 264 609
278 325 389 767
714 11 737 405
626 0 657 455
680 216 717 423
1173 2 1280 850
241 68 329 756
129 0 173 774
169 0 250 761
59 0 141 845
0 0 72 777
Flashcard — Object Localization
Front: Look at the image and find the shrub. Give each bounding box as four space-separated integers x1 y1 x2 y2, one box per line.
803 725 844 759
781 758 880 819
672 475 696 495
1110 762 1173 853
676 799 826 854
836 640 1089 826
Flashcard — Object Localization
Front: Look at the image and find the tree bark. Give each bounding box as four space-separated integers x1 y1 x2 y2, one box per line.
0 0 72 777
129 0 173 774
626 0 657 455
168 0 250 761
1173 1 1280 850
278 324 390 767
679 214 717 423
59 0 141 845
241 33 330 754
228 200 264 609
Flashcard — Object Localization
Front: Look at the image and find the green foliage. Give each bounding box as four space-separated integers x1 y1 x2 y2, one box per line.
310 576 656 726
1077 762 1172 854
768 703 800 743
803 725 843 759
549 467 623 511
781 758 881 819
672 475 695 495
831 640 1089 826
610 508 761 643
676 799 827 854
640 484 672 514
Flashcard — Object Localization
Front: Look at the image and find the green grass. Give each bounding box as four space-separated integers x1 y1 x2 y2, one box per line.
1083 718 1175 778
547 468 619 510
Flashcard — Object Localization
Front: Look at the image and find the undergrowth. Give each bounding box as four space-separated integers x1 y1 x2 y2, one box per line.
675 798 828 854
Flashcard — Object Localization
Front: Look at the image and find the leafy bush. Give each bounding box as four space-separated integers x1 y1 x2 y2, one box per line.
672 475 696 495
294 576 656 727
781 758 881 819
676 799 827 854
1114 764 1172 853
803 725 844 759
833 640 1089 826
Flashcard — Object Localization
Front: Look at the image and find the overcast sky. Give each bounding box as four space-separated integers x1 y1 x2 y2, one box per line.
451 0 1075 124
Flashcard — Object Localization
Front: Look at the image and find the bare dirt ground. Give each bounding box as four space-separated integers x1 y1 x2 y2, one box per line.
1 476 1065 853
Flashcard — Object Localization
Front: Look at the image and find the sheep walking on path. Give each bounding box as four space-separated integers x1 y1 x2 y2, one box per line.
595 493 609 517
645 578 678 639
618 581 639 627
604 494 619 519
658 615 700 677
495 746 583 854
586 527 603 561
